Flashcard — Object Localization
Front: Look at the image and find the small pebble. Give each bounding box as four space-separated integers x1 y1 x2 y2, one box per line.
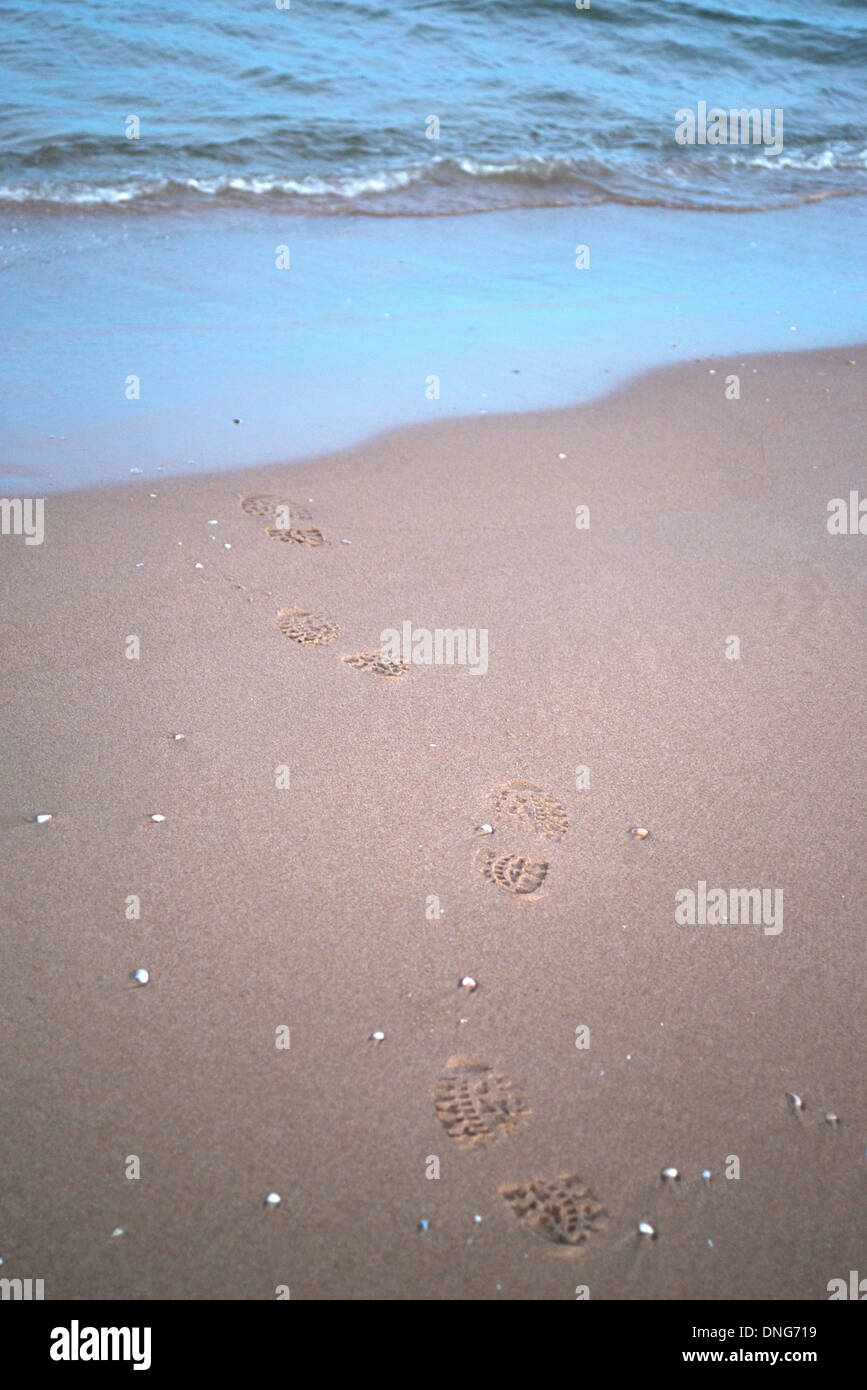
824 1111 840 1127
558 453 567 459
206 519 218 525
845 360 856 366
264 1193 281 1208
340 539 351 544
233 418 242 424
370 1031 385 1043
661 1167 680 1182
223 543 232 549
473 1214 483 1223
30 814 52 824
786 1091 804 1113
475 823 494 835
170 733 185 741
148 814 166 823
459 976 478 992
418 1218 430 1232
701 1169 712 1182
111 1227 124 1238
638 1221 657 1239
148 492 157 499
194 562 204 569
130 468 142 475
630 827 650 839
132 969 149 985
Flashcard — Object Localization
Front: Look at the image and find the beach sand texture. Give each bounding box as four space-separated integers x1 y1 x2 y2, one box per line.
1 346 865 1299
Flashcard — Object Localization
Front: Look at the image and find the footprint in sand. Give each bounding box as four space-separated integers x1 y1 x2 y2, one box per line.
434 1054 530 1149
266 526 326 546
341 649 408 679
240 494 312 521
488 780 569 842
475 847 548 897
499 1174 608 1247
276 607 340 645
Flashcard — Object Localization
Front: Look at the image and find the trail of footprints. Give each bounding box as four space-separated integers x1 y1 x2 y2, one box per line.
228 492 850 1265
433 1054 607 1249
237 493 602 1252
241 494 611 1252
474 779 569 900
239 494 408 676
438 785 613 1250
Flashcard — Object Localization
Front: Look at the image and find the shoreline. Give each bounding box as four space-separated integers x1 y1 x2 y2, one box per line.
24 338 867 505
4 194 867 493
2 342 865 1300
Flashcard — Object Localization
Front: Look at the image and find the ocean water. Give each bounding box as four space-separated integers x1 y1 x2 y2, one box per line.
1 0 865 488
3 0 866 215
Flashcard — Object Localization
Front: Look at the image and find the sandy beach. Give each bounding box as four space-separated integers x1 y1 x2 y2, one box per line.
1 344 864 1300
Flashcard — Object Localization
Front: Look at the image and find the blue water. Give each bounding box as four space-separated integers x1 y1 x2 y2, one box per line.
3 0 866 213
1 0 865 488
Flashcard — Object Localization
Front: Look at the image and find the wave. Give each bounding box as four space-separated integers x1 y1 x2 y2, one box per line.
0 147 864 217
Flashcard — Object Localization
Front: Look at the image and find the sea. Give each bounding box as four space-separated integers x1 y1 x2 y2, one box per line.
2 0 866 488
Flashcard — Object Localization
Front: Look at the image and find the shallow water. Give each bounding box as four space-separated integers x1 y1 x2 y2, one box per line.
2 196 865 490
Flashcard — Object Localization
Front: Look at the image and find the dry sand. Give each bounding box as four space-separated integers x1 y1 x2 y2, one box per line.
1 346 865 1300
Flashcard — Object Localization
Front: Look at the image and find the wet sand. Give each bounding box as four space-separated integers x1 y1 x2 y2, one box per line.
1 345 865 1300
